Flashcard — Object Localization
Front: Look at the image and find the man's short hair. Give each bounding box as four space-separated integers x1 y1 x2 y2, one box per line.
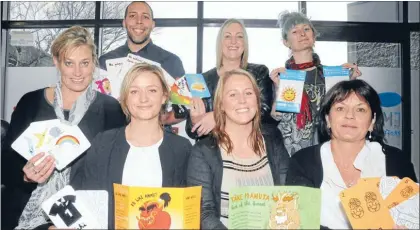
124 1 154 20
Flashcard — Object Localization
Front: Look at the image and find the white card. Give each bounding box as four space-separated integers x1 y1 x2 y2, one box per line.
12 119 91 170
75 190 108 229
93 68 113 96
42 186 101 229
105 57 126 78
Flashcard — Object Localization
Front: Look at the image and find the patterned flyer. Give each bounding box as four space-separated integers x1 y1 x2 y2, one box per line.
11 119 90 170
275 70 306 113
41 186 101 229
113 184 202 229
228 186 321 229
323 66 350 92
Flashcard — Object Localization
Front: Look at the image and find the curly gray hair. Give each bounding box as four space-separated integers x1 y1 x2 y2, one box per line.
277 11 319 41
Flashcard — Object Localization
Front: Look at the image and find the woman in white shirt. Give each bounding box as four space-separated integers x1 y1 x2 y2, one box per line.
70 63 192 229
286 79 417 229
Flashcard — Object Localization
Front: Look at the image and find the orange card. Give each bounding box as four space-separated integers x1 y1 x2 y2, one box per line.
340 180 394 229
358 177 381 189
384 177 419 209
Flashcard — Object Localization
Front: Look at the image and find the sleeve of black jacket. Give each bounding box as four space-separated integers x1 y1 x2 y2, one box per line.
186 144 227 230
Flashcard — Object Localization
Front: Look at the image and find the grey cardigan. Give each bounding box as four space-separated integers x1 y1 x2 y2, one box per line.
70 126 192 229
186 134 290 229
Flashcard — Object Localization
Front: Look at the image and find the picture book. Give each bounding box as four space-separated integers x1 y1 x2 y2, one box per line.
275 70 306 113
323 66 350 92
113 184 202 229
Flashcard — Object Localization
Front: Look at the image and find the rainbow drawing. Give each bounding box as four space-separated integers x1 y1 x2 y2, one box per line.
55 135 80 147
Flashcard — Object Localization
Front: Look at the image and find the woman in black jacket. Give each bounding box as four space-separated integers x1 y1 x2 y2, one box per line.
186 18 279 140
286 80 417 229
70 63 192 229
187 69 290 229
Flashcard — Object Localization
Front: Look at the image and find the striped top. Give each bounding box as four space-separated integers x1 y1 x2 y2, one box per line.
219 146 274 227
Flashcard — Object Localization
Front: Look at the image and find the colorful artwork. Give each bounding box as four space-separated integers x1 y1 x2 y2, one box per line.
281 87 297 102
113 184 201 229
55 135 80 147
268 192 300 229
95 78 112 95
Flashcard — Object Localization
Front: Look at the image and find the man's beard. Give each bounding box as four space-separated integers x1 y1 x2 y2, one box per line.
127 32 150 45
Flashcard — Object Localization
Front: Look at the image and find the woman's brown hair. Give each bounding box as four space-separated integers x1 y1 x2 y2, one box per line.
212 69 265 156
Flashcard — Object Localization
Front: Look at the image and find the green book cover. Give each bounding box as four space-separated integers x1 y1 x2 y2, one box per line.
228 186 321 229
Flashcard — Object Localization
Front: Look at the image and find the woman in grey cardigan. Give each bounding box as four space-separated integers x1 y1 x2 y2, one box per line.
187 69 290 229
70 63 192 229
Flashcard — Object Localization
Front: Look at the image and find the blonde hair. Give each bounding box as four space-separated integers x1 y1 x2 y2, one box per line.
119 63 169 124
212 69 264 157
51 26 98 66
216 19 249 70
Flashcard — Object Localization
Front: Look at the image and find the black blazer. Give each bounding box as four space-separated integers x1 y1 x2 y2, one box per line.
70 126 192 229
186 134 290 229
286 143 417 188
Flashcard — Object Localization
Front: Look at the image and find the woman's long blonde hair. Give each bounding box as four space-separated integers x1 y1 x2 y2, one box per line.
212 69 265 156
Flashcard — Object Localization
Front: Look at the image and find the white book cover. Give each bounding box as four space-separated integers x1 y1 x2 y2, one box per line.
11 119 90 170
42 186 101 229
323 66 350 92
105 57 125 78
275 69 306 113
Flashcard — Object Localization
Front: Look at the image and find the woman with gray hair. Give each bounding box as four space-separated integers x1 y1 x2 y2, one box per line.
186 18 280 140
1 26 126 230
270 11 362 155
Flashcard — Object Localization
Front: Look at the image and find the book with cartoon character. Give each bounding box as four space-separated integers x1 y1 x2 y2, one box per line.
11 119 90 170
275 70 306 113
228 186 321 229
113 184 201 229
323 66 350 92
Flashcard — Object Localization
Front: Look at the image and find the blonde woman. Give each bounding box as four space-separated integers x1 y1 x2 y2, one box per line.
1 26 125 230
70 63 192 229
186 19 280 140
187 69 289 229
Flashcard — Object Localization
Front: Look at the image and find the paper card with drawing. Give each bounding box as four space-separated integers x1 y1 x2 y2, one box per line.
42 186 101 229
184 74 211 98
323 66 350 92
228 186 321 229
389 192 419 229
340 179 394 229
275 70 306 113
94 68 113 96
170 78 192 106
384 177 419 209
11 119 90 170
379 176 401 200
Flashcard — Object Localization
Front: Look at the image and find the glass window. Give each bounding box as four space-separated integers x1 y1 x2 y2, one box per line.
9 1 95 20
204 2 298 19
410 32 420 178
8 28 94 67
102 1 197 19
101 27 197 74
307 1 399 22
203 27 289 73
409 1 419 23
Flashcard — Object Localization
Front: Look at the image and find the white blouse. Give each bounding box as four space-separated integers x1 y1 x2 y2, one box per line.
319 141 387 229
122 138 163 187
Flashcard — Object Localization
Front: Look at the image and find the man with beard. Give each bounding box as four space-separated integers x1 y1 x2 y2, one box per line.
99 1 186 126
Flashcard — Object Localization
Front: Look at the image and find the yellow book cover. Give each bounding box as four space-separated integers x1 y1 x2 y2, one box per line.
113 184 201 229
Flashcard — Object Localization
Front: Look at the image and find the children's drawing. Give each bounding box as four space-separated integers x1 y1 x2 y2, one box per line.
55 135 80 147
34 128 48 148
269 192 300 229
95 78 112 95
281 87 297 102
137 193 172 229
25 136 34 155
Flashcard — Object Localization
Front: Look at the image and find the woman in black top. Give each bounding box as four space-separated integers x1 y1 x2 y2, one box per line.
187 69 289 229
286 80 416 229
1 26 125 230
71 63 192 229
186 18 279 140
